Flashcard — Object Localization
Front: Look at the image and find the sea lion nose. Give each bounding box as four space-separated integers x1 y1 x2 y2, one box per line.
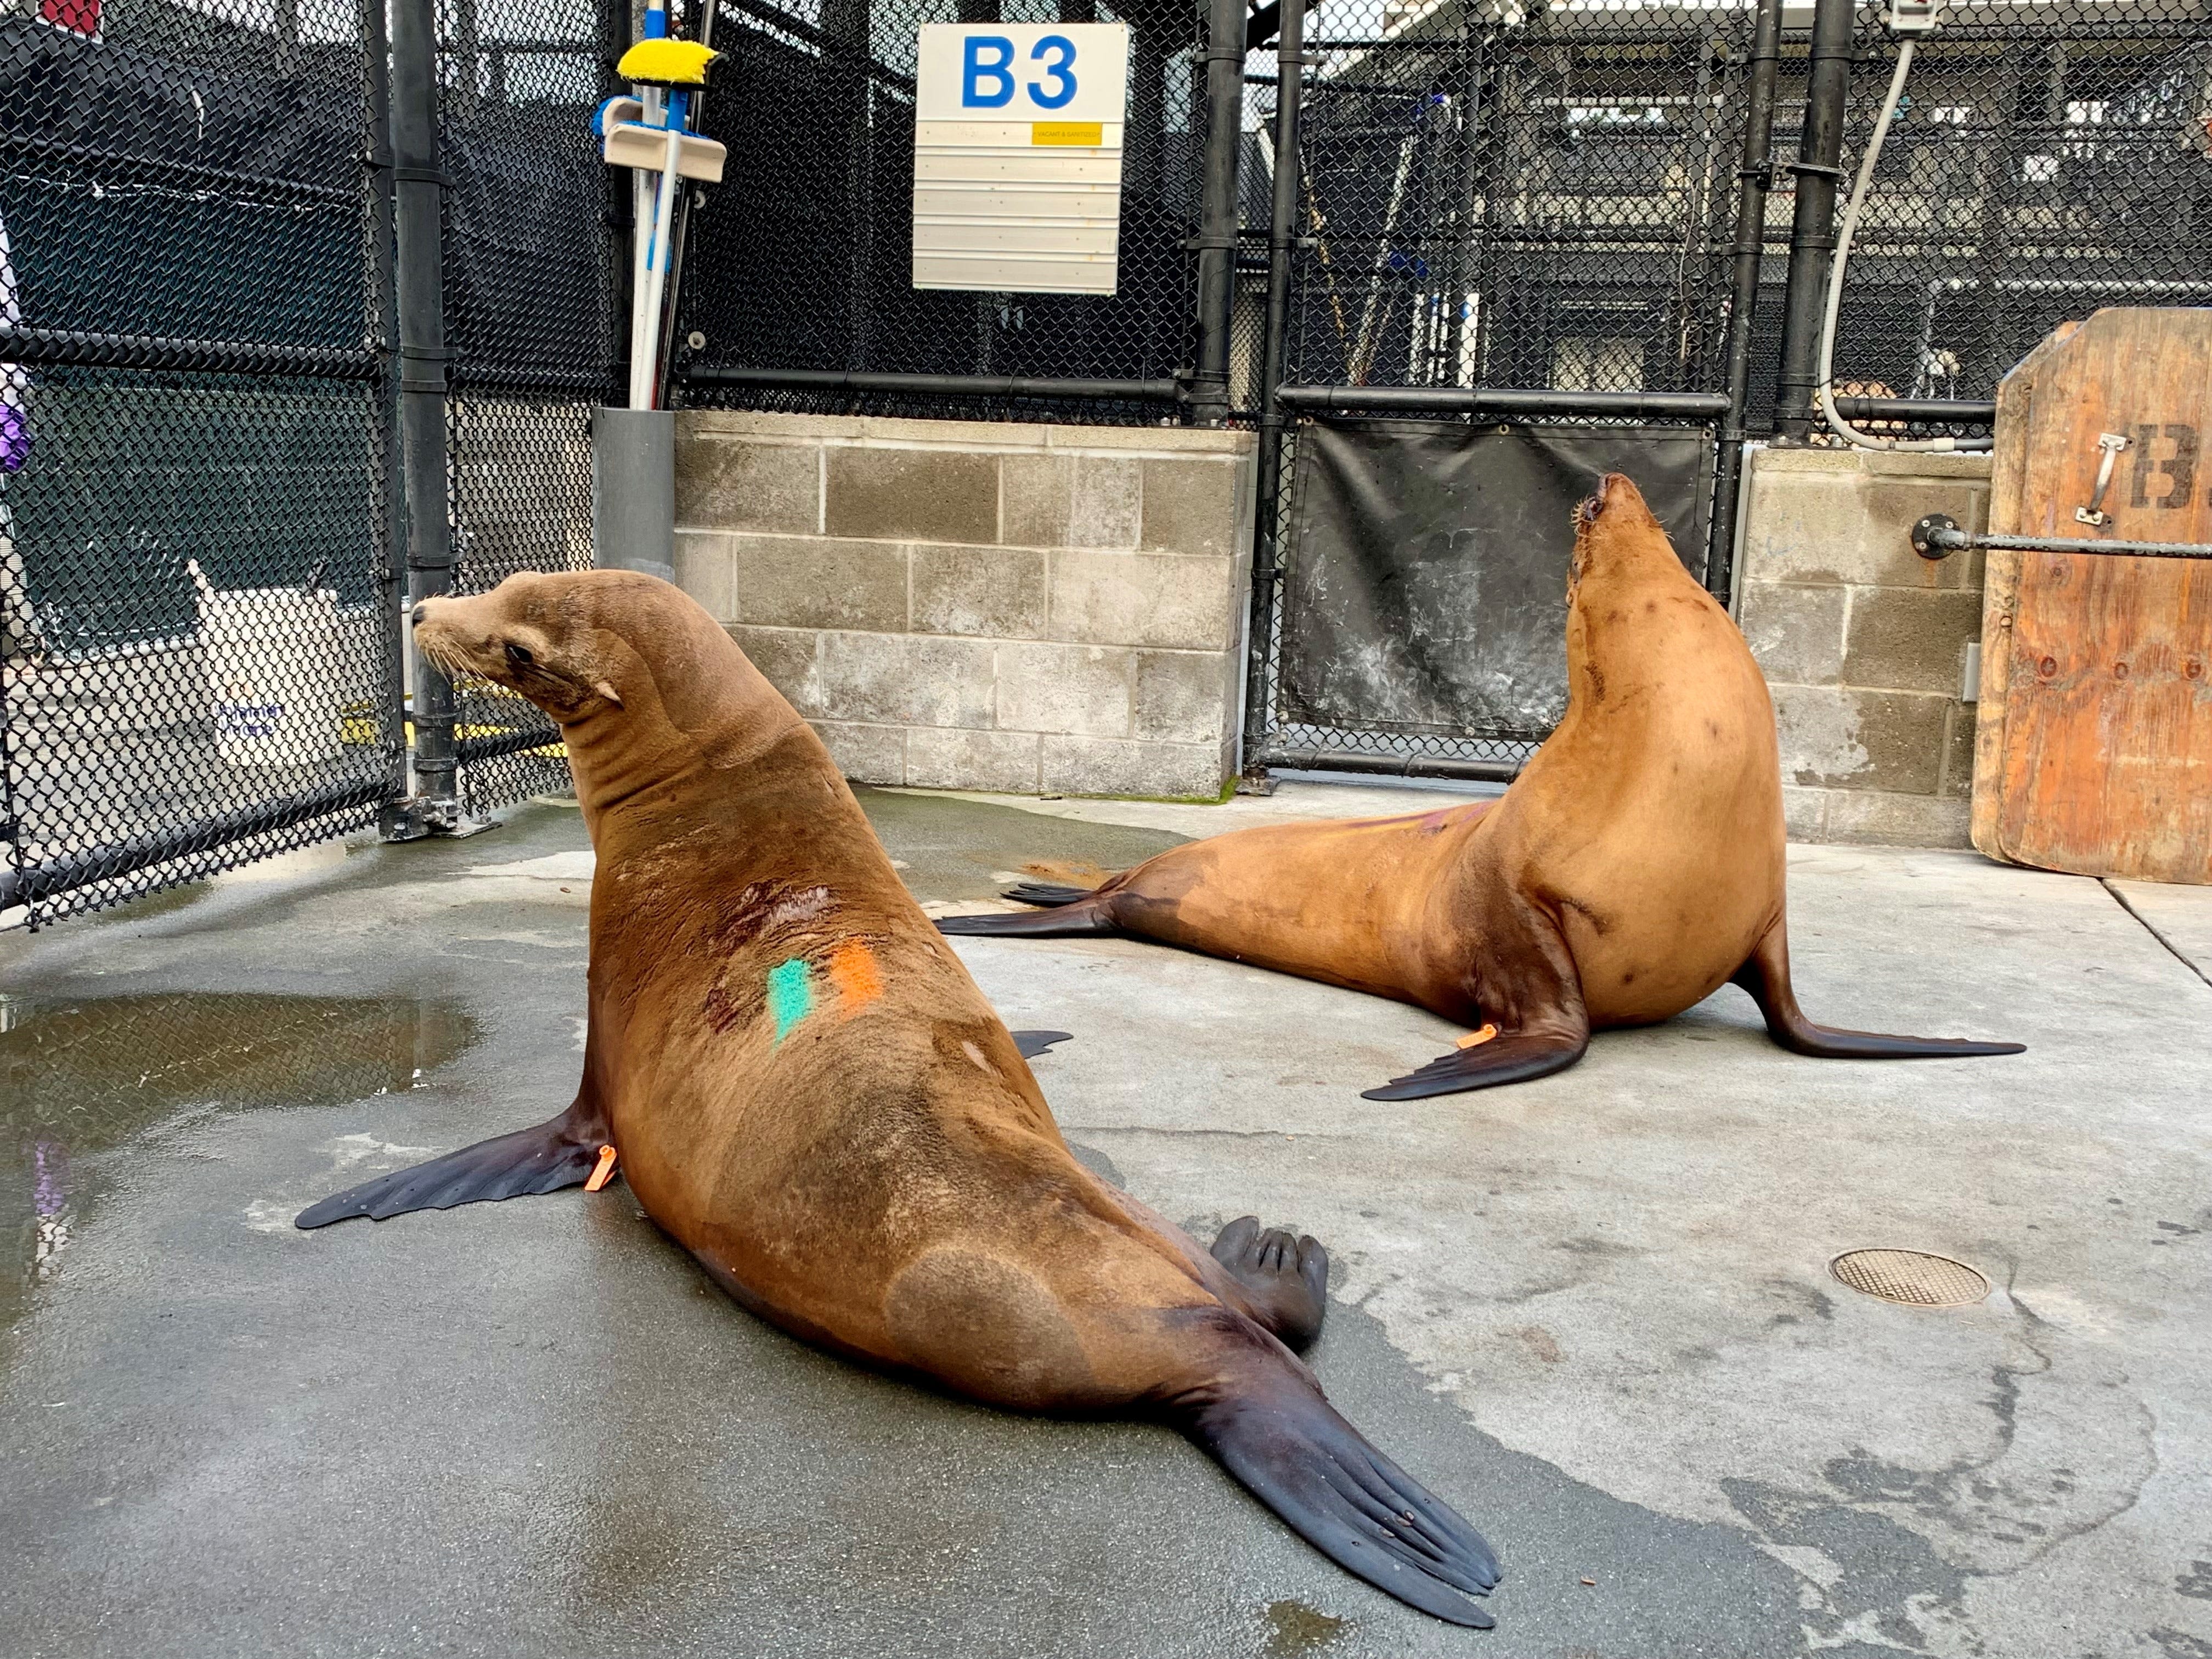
410 600 430 628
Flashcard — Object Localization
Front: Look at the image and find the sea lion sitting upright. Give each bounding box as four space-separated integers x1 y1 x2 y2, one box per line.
294 571 1501 1627
940 472 2022 1099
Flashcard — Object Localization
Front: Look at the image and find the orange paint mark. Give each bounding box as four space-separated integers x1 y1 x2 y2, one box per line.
585 1144 618 1192
828 940 883 1015
1456 1024 1499 1050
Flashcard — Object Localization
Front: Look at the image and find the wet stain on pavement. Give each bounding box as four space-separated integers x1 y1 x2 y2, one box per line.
851 786 1188 906
1263 1598 1349 1656
1 991 476 1328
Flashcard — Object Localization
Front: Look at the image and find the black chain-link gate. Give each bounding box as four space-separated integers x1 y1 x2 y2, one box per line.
1 0 402 926
438 1 623 816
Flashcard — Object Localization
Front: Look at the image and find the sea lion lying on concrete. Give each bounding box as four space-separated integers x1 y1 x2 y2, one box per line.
940 472 2022 1099
296 571 1502 1627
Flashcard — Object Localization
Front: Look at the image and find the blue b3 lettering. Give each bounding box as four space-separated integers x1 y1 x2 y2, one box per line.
1028 34 1077 108
962 35 1014 106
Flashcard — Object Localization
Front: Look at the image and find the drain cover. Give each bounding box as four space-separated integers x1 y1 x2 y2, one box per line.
1830 1249 1990 1307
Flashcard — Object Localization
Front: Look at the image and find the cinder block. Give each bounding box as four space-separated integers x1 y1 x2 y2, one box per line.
1139 458 1240 557
1738 581 1848 686
1742 449 1994 591
814 631 995 730
1045 426 1250 455
1780 784 1830 843
1040 735 1226 799
996 641 1133 737
906 726 1043 793
673 531 734 622
912 543 1047 639
675 435 820 533
727 624 822 716
1842 588 1987 693
1939 701 1977 798
825 448 998 543
730 535 908 632
1068 456 1142 549
1132 648 1235 746
1001 453 1073 546
1818 786 1972 848
811 720 906 785
1047 550 1237 651
1771 684 1949 795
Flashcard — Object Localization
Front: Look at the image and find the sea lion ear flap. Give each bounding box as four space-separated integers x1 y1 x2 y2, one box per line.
592 679 623 708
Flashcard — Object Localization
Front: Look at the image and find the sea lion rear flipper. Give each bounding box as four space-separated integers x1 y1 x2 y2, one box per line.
935 893 1120 938
1009 1029 1074 1058
1731 922 2026 1060
1360 1025 1587 1101
294 1099 608 1229
1181 1342 1500 1626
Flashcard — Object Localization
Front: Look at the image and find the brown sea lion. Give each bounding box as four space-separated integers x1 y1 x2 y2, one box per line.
294 570 1502 1627
940 472 2022 1100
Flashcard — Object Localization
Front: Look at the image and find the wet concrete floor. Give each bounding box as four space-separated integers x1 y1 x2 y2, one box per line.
1 787 2208 1659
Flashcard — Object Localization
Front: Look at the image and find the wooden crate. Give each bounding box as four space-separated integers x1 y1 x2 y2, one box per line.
1972 308 2212 885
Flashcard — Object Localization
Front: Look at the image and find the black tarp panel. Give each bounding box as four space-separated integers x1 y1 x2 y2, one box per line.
1277 420 1714 742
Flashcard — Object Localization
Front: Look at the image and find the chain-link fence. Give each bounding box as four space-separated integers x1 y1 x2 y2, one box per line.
1816 0 2212 421
1 0 401 926
439 0 620 813
673 0 1216 424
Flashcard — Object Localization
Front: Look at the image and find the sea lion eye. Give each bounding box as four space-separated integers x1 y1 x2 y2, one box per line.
505 641 534 667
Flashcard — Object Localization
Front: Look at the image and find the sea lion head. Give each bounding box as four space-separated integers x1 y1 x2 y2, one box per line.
412 569 639 722
1570 470 1666 569
413 571 800 800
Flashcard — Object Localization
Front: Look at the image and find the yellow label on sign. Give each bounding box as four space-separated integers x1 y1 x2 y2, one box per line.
1032 121 1104 145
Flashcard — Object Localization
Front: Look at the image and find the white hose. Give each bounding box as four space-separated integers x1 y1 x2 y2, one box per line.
1816 38 1993 453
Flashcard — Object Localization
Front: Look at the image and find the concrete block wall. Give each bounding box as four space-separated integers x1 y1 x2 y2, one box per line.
672 411 1253 799
1736 445 1992 848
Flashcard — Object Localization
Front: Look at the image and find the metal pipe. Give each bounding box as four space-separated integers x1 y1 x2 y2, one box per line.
1912 516 2212 561
0 324 379 378
364 0 411 787
0 780 392 913
1706 0 1782 605
1247 747 1528 785
389 0 460 817
1189 0 1246 427
1243 0 1305 778
678 365 1186 401
1773 0 1854 441
1837 395 1994 424
655 0 721 410
1273 384 1733 417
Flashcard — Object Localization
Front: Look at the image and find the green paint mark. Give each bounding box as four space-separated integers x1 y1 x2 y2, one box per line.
766 957 813 1042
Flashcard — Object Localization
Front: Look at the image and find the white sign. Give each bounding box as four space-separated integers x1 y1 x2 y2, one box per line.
911 22 1130 295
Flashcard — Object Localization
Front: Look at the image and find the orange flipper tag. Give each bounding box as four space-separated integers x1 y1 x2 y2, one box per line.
584 1144 618 1192
1456 1024 1499 1050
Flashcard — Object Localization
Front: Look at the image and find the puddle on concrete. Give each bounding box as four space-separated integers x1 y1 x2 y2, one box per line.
0 991 476 1328
1263 1599 1350 1656
851 786 1188 905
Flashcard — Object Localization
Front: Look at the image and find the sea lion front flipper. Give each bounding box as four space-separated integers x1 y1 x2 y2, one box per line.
294 1098 608 1229
1730 921 2026 1060
1360 1025 1588 1101
1181 1338 1500 1627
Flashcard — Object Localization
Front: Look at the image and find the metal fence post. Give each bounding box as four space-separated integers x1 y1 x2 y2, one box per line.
1189 0 1244 427
382 0 480 839
363 0 410 779
1706 0 1782 601
1242 0 1304 775
1774 0 1854 442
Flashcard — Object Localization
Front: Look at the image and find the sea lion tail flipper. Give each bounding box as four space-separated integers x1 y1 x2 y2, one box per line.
1361 1024 1588 1102
1180 1348 1500 1627
294 1102 607 1229
1731 922 2025 1060
935 894 1120 938
1002 882 1096 907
